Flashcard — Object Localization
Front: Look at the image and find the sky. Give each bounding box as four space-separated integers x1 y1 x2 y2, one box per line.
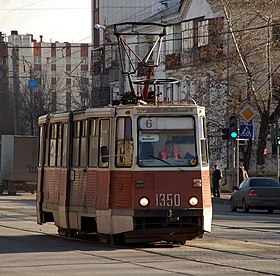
0 0 91 43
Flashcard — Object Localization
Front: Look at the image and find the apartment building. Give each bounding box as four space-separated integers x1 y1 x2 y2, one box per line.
1 31 91 135
91 0 280 177
91 0 182 106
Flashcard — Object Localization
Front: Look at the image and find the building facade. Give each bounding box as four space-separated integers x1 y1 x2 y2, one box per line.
90 0 280 179
4 31 92 135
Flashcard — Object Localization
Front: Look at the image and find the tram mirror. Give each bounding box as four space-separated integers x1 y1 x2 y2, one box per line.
100 146 109 163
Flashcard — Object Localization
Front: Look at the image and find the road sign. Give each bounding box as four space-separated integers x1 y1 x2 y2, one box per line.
240 104 256 123
239 124 254 139
28 79 38 89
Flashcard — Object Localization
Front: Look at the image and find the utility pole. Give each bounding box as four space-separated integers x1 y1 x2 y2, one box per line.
11 46 19 135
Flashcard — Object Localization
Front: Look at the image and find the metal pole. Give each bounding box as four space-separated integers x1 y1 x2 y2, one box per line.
236 138 239 187
11 47 19 135
232 141 235 191
277 144 280 181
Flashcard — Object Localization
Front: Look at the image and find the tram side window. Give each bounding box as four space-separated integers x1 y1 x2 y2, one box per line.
115 117 133 167
200 117 209 166
99 119 110 168
49 124 57 166
72 121 80 167
62 123 68 167
44 124 50 166
57 124 62 166
89 119 98 167
39 125 44 167
80 120 88 167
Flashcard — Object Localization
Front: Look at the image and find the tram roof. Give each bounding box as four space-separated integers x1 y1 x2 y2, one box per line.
38 101 205 124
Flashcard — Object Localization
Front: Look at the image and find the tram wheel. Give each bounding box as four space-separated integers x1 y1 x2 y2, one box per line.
98 233 125 245
57 227 76 238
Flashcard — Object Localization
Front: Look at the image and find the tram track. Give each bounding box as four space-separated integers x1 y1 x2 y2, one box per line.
1 213 280 276
1 204 280 275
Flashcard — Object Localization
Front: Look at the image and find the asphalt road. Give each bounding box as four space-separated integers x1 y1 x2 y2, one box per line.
0 192 279 275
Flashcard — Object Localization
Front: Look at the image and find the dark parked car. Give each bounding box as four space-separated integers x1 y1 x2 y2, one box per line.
230 177 280 213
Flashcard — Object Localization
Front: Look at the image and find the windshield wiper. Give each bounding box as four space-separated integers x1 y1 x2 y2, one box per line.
148 155 184 172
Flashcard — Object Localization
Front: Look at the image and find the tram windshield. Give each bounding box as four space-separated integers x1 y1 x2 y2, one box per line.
137 116 197 167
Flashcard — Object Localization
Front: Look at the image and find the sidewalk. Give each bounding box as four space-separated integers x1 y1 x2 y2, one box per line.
212 192 231 204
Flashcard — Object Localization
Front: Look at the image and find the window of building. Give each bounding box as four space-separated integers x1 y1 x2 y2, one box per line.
66 91 71 111
34 56 41 64
197 17 224 48
198 20 209 47
165 26 174 55
173 24 182 52
182 21 194 50
66 56 71 65
81 57 88 65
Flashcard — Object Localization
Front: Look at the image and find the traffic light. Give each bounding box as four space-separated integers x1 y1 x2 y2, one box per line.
229 114 238 139
222 128 230 140
276 135 280 145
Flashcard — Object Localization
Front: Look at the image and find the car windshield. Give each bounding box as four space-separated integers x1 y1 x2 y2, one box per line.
249 178 280 187
137 116 197 167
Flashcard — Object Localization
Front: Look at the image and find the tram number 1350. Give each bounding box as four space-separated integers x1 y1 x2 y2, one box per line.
155 193 181 207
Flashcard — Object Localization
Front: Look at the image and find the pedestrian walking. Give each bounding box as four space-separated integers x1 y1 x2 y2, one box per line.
239 165 248 186
212 164 222 198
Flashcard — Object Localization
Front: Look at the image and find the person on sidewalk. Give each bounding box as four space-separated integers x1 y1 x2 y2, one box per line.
239 165 248 187
212 164 222 198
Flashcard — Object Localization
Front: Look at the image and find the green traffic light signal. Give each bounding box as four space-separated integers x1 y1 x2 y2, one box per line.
229 114 238 139
230 131 238 139
276 136 280 145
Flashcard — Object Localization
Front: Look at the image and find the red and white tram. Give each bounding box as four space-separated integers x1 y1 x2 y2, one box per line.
36 101 212 244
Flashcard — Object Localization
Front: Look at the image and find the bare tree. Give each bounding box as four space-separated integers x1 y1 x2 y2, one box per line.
18 68 65 135
216 0 280 174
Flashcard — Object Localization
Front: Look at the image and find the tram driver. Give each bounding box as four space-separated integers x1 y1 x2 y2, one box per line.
158 140 181 160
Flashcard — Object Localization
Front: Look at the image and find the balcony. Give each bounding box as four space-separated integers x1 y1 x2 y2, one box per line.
197 44 224 63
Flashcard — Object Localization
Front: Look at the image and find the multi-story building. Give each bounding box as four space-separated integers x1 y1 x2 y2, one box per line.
4 31 91 134
91 0 280 180
91 0 182 106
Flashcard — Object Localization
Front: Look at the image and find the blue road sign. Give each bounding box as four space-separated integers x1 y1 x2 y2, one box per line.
239 124 254 139
28 79 38 89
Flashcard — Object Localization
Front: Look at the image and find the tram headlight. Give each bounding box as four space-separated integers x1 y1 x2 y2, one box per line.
139 197 149 207
189 196 199 206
